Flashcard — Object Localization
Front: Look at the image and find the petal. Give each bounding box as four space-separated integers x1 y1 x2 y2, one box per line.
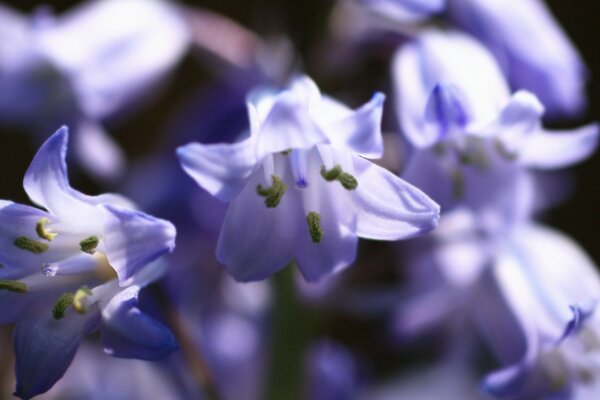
177 136 257 202
72 118 127 182
101 205 176 284
359 0 446 22
39 0 190 119
100 286 177 360
423 84 469 142
322 92 385 159
518 123 599 169
351 156 440 240
13 306 99 399
216 171 301 282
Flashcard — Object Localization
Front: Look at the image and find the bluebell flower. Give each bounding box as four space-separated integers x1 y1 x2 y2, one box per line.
476 224 600 399
447 0 588 118
306 340 359 400
0 0 190 179
393 30 598 227
178 75 440 282
0 127 177 399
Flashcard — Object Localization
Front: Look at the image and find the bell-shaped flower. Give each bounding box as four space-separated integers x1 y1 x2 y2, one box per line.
0 126 177 399
0 0 190 179
475 224 600 399
394 30 598 227
447 0 588 118
178 75 439 282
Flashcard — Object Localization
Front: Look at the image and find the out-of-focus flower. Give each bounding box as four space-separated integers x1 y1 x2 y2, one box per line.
306 340 360 400
0 127 177 399
0 0 190 179
178 75 439 282
447 0 588 118
393 30 598 227
355 0 446 22
475 224 600 399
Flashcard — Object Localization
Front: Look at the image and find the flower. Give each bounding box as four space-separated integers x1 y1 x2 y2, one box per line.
447 0 588 118
354 0 446 22
0 126 177 399
476 224 600 399
393 29 598 228
178 75 439 282
0 0 190 179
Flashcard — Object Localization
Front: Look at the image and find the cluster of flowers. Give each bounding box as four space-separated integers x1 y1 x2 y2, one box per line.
0 0 596 399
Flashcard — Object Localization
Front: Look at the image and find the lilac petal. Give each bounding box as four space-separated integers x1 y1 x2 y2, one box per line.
324 92 385 159
101 205 176 283
72 118 126 182
177 136 257 202
519 123 599 169
13 307 99 399
101 286 177 360
351 155 440 240
359 0 446 22
423 84 469 142
39 0 190 119
216 172 301 282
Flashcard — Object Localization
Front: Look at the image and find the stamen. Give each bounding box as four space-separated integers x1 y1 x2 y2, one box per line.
79 236 99 254
14 237 49 254
306 211 323 243
494 139 518 161
0 280 27 293
52 292 74 320
320 165 358 190
256 175 287 208
450 169 465 200
72 287 92 313
280 149 292 156
36 218 57 241
41 253 100 278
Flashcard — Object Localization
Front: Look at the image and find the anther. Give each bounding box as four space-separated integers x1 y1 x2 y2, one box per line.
72 287 92 313
306 212 323 243
36 218 57 241
0 280 27 293
494 139 518 161
450 169 465 200
320 165 358 190
79 236 99 254
14 237 49 254
52 292 74 320
256 175 287 208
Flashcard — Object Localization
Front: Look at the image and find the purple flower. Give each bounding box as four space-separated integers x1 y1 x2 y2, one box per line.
0 127 177 399
0 0 190 179
356 0 446 22
447 0 588 118
178 75 439 282
476 224 600 399
393 30 598 227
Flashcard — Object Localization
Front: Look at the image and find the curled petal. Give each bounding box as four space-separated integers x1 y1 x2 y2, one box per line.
101 205 176 284
352 156 440 240
519 123 599 169
101 286 177 360
177 136 257 202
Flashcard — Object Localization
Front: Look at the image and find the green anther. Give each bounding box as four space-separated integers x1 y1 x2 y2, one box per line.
52 292 74 320
450 169 465 200
14 236 49 254
0 280 27 293
338 173 358 190
494 139 518 161
306 211 323 243
36 218 57 241
320 165 342 181
256 175 287 208
79 236 99 254
73 287 92 313
280 149 292 156
320 165 358 190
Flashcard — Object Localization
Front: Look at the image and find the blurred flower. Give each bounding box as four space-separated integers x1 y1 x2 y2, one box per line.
476 224 600 399
306 340 360 400
355 0 446 22
0 0 190 179
178 75 439 282
0 127 177 399
447 0 588 118
393 30 598 228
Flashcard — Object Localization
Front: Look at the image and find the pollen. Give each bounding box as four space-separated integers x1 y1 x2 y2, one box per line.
73 287 92 313
14 236 49 254
320 165 358 190
36 218 57 241
0 280 27 293
52 292 75 320
306 211 323 243
79 236 99 254
256 175 287 208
